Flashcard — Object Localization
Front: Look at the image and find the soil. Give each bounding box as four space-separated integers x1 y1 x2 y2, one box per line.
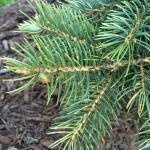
0 1 137 150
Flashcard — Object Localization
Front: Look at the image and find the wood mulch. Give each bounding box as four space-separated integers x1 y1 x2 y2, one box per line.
0 1 137 149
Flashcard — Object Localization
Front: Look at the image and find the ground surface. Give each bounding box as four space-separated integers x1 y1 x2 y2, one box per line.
0 1 137 149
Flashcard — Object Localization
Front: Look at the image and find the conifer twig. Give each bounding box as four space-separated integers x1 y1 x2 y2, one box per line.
71 82 109 142
13 56 150 75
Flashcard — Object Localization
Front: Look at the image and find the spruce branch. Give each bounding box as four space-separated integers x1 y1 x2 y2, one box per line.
96 0 150 76
97 0 150 59
140 64 145 91
19 1 96 44
67 0 127 12
71 82 109 141
49 79 120 149
136 119 150 150
4 56 150 75
127 64 150 117
3 0 150 149
124 15 141 45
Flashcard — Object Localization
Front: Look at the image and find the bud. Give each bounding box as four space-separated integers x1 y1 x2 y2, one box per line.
18 21 42 33
38 73 50 84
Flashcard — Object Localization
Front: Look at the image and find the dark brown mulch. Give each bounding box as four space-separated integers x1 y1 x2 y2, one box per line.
0 0 33 58
0 0 137 150
102 111 138 150
0 73 59 150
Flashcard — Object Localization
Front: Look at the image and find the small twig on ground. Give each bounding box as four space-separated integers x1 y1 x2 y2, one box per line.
11 113 54 122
